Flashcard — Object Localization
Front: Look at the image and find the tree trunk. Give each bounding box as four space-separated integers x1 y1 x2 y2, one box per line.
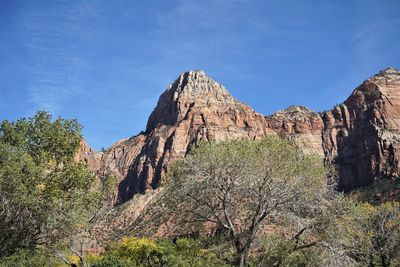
235 245 250 267
238 251 248 267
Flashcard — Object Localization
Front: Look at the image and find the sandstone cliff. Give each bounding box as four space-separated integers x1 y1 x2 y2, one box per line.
79 68 400 203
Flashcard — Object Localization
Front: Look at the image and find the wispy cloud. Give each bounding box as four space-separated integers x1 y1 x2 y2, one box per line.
21 1 98 115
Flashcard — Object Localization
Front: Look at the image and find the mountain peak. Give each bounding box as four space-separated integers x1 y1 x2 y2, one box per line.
146 70 237 132
183 69 206 76
266 105 320 122
379 67 399 75
166 70 234 102
371 67 400 83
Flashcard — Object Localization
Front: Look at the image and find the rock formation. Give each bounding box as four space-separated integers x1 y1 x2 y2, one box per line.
79 68 400 203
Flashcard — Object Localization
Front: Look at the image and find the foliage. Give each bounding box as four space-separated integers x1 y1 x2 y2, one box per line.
90 254 130 267
0 111 102 259
165 136 331 267
0 249 63 267
91 237 230 267
0 111 81 166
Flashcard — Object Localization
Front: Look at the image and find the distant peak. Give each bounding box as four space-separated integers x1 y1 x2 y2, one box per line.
270 105 319 117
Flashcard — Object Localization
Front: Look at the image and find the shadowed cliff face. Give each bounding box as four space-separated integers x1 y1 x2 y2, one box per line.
78 68 400 203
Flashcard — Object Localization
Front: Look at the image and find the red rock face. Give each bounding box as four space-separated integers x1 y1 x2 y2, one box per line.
78 68 400 202
75 140 102 171
322 68 400 191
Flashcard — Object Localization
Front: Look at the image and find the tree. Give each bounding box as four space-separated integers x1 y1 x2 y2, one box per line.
0 111 107 265
332 201 400 267
166 137 330 267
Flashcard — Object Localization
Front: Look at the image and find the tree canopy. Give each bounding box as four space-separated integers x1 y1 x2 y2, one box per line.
166 137 332 267
0 111 100 259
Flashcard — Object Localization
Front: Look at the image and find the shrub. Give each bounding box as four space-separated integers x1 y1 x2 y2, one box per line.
92 237 230 267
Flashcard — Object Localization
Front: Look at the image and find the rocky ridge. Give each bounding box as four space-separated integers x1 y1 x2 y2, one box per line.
79 68 400 204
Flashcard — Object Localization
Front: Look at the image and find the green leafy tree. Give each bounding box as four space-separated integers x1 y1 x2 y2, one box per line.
0 111 108 266
166 137 331 267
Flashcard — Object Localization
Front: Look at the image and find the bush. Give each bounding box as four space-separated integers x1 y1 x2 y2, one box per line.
91 237 230 267
0 249 63 267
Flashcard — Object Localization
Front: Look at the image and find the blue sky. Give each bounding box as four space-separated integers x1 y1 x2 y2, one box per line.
1 0 399 149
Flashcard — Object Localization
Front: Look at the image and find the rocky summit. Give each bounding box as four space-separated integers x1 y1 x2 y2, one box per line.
79 68 400 204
